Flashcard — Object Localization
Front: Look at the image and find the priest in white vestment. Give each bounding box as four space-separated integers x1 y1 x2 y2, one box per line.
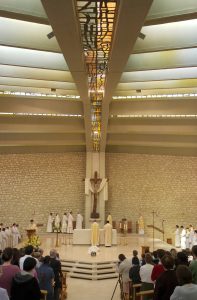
61 213 68 233
54 214 61 231
91 220 99 246
180 226 186 249
76 212 83 229
174 225 181 248
47 213 54 233
104 221 112 247
107 213 112 225
67 211 74 233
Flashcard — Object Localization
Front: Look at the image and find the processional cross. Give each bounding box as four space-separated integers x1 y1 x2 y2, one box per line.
90 171 102 219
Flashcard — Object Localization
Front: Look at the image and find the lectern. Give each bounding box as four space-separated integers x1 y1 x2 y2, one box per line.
26 229 36 239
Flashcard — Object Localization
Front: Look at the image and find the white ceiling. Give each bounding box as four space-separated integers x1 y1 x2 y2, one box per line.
0 0 197 156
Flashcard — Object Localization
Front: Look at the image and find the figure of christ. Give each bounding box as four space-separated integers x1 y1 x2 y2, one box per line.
90 171 102 219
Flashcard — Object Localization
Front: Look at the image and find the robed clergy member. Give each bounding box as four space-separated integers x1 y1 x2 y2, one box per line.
28 219 37 231
91 220 99 246
104 221 112 247
61 213 68 233
67 211 74 233
47 213 54 233
76 212 83 229
107 213 112 225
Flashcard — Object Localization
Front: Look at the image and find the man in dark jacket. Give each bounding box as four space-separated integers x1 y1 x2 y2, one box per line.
49 249 62 300
11 257 41 300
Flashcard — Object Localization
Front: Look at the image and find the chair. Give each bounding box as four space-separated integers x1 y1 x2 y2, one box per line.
40 290 47 300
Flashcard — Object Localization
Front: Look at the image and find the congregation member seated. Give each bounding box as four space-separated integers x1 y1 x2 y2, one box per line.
11 248 20 267
132 250 140 265
0 248 20 297
117 253 132 300
129 258 141 284
189 245 197 284
139 253 154 300
151 249 165 282
10 257 41 300
152 251 159 265
170 265 197 300
170 248 177 259
37 256 55 300
153 254 178 300
19 245 38 272
175 252 189 268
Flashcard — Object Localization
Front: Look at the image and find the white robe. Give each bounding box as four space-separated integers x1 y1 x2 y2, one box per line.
12 226 18 247
67 213 74 233
76 214 83 229
47 215 53 233
61 215 68 233
181 229 186 249
175 228 181 248
55 215 61 229
189 229 194 248
186 230 190 249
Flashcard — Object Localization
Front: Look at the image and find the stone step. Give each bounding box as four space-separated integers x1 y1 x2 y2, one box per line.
61 259 118 280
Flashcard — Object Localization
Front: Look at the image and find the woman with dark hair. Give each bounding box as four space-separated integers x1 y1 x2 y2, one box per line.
170 265 197 299
0 247 20 297
10 257 41 300
37 255 54 300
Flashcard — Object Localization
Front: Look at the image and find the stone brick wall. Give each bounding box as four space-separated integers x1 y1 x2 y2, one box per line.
0 152 85 233
106 153 197 242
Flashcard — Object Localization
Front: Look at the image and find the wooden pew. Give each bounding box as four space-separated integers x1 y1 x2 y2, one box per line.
136 289 154 300
60 271 67 300
131 283 141 300
40 290 47 300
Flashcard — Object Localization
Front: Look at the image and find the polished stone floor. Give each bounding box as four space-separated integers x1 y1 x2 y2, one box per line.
35 233 173 262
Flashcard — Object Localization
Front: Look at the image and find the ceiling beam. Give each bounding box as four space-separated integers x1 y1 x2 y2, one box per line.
100 0 153 151
41 0 92 150
0 10 49 25
145 12 197 26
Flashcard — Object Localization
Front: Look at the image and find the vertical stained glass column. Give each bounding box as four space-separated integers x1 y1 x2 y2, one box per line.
77 0 117 151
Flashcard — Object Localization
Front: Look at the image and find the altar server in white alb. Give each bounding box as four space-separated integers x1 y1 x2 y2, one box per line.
174 225 181 248
61 213 68 233
67 211 74 233
54 213 61 230
104 221 112 247
76 212 83 229
180 226 186 250
47 213 54 233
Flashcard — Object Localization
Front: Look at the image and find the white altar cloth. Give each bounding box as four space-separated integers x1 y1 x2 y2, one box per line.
73 229 117 245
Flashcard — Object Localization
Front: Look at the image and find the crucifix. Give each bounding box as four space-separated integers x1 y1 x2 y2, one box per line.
90 171 102 219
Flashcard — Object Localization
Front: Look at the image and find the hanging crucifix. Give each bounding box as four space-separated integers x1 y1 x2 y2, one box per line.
90 171 102 219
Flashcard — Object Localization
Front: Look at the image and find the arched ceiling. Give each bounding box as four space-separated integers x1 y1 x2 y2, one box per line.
0 0 197 156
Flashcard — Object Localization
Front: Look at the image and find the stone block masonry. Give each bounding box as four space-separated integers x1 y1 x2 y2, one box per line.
0 152 85 233
106 153 197 242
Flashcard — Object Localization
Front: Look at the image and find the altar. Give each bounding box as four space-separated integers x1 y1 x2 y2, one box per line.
73 229 117 245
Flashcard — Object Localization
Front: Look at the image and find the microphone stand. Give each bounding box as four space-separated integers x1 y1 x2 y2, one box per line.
162 220 165 242
152 211 156 251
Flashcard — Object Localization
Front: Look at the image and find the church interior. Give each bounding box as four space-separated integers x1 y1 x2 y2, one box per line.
0 0 197 299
